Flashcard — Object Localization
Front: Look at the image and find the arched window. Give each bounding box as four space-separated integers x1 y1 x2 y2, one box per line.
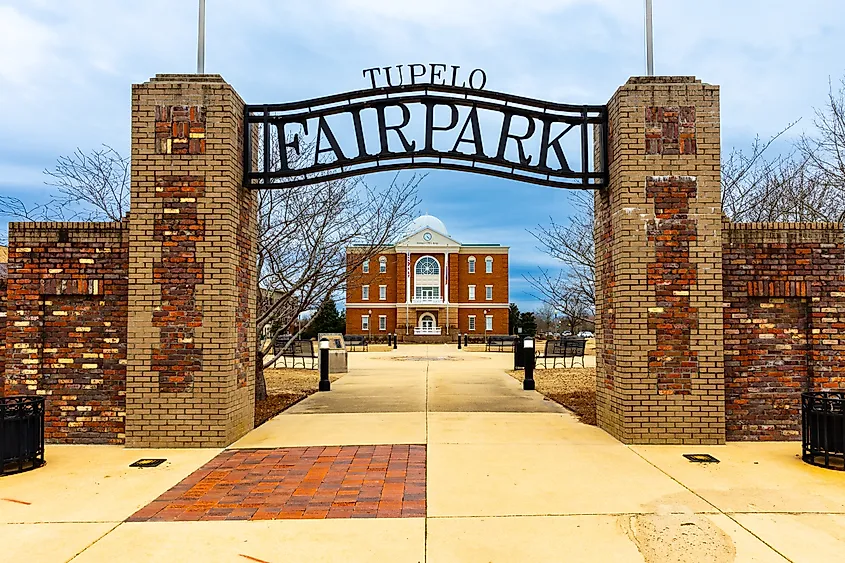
378 256 387 273
485 256 493 273
415 256 440 276
468 256 476 273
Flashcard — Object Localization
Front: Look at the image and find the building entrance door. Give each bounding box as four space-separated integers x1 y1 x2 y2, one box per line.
420 314 435 330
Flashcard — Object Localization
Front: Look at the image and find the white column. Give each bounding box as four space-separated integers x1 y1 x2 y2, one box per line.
444 251 450 335
405 251 411 335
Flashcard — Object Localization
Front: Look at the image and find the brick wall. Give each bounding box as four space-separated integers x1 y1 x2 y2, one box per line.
0 268 6 396
723 221 845 440
4 221 128 444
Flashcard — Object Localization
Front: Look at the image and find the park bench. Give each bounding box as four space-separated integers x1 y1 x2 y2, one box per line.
276 339 317 369
485 335 517 352
536 338 586 368
272 333 293 356
344 334 369 352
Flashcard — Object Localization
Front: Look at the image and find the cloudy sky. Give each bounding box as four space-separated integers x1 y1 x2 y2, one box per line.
1 0 844 310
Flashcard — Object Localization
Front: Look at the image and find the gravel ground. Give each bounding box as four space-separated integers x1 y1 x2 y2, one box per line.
507 367 597 425
255 368 343 427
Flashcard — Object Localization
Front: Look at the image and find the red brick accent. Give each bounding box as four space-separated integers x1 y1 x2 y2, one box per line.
153 176 205 393
647 177 699 395
645 106 696 155
155 105 206 155
128 445 426 521
4 222 128 444
723 222 845 440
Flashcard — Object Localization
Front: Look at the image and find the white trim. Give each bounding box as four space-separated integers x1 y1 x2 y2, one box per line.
468 256 476 273
362 315 370 330
468 285 476 301
362 285 369 300
414 255 441 276
485 315 493 331
362 260 369 273
485 285 493 300
378 256 387 273
379 285 387 300
485 256 493 273
378 315 387 331
468 315 476 331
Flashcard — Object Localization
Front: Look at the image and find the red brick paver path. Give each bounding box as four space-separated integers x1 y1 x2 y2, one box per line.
128 445 426 521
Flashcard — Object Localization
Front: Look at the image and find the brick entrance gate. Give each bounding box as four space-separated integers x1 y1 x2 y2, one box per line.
4 74 845 447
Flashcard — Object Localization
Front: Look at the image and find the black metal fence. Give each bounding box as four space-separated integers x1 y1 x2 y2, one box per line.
802 391 845 470
1 396 46 476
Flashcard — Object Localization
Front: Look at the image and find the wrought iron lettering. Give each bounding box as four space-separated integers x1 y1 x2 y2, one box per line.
244 84 608 190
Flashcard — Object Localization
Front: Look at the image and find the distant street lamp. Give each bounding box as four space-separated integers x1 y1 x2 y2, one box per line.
483 309 488 342
368 309 372 342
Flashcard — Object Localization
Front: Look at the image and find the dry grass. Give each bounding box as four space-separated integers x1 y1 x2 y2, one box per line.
254 368 344 427
507 367 597 425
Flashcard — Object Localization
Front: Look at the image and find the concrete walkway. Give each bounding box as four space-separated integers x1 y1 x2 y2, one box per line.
2 344 844 562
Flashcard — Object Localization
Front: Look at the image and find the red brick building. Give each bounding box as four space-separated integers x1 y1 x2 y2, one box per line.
346 215 509 341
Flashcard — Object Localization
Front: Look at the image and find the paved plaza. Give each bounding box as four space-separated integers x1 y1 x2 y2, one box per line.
2 345 844 562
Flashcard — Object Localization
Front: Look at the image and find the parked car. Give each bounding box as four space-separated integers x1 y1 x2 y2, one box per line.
577 331 594 338
562 331 572 337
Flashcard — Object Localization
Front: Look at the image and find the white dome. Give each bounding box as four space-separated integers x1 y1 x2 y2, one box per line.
407 214 448 236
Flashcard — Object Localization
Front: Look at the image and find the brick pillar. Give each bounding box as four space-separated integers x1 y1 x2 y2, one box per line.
594 77 724 444
126 75 257 447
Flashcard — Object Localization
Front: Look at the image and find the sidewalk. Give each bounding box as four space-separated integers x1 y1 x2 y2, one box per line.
2 344 843 562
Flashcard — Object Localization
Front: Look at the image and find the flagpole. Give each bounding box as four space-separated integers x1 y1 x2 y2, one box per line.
197 0 206 74
645 0 654 76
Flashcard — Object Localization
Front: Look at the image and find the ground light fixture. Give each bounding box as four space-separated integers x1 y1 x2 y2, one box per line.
319 338 331 392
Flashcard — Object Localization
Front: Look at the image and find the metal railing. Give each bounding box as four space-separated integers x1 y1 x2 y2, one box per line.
802 392 845 470
1 396 45 476
411 297 444 305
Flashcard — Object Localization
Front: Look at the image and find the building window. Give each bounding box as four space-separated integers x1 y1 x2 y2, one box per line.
485 256 493 273
415 286 440 299
362 285 369 300
468 315 476 331
379 256 387 273
363 260 369 273
415 256 440 276
485 315 493 331
468 256 476 273
485 285 493 300
362 315 369 331
468 285 476 300
379 285 387 300
379 315 387 331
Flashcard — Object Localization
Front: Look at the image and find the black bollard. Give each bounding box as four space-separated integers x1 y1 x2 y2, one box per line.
513 337 519 369
464 333 468 348
319 338 331 391
523 337 535 390
388 333 392 347
393 333 398 349
458 332 462 349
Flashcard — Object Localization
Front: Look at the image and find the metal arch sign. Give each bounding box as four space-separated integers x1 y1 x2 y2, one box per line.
244 74 608 190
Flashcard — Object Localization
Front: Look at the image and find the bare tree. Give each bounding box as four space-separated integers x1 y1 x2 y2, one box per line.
254 171 421 398
798 77 845 223
720 123 839 223
4 142 420 403
248 134 421 399
0 146 131 240
524 191 595 327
